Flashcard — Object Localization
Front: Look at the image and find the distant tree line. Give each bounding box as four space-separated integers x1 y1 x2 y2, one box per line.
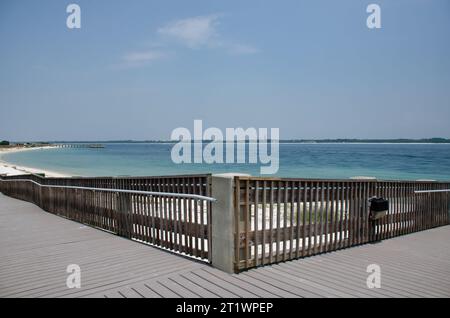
0 140 10 146
42 138 450 144
284 138 450 143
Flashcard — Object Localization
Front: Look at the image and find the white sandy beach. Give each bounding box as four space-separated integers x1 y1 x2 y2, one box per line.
0 146 69 177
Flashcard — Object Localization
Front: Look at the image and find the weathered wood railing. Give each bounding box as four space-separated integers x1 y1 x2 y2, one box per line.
0 174 213 261
234 177 450 272
1 173 449 273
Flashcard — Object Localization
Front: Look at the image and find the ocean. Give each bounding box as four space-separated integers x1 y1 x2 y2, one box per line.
2 143 450 181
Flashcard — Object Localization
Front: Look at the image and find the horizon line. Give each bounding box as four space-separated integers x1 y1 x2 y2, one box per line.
6 137 450 144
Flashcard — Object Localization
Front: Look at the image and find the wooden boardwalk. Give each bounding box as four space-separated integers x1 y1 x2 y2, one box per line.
1 192 449 298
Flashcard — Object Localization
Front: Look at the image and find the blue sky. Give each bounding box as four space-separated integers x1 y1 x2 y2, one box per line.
0 0 449 141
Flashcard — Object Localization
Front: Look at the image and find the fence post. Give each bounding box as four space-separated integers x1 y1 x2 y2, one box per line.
210 173 250 273
117 192 133 238
447 192 450 225
38 184 43 208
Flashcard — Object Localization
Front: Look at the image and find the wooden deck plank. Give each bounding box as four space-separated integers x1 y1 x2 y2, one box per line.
189 269 259 298
256 267 355 298
90 284 161 299
1 193 449 298
281 256 417 298
277 261 383 298
241 271 324 298
43 263 204 298
232 273 299 298
103 290 125 298
316 253 450 297
143 281 182 298
164 275 220 298
178 272 239 298
1 247 200 297
157 277 201 298
113 287 144 298
202 267 281 298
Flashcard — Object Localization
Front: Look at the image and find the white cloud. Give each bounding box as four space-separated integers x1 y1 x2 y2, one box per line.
157 15 219 48
157 14 259 55
116 14 259 70
123 51 167 63
113 50 169 69
227 43 260 55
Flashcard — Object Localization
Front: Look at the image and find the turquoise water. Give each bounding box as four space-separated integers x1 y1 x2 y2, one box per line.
2 143 450 181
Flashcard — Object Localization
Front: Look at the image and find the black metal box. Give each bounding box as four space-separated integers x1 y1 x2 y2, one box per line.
369 197 389 220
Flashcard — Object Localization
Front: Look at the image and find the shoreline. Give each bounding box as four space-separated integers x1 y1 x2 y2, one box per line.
0 146 70 178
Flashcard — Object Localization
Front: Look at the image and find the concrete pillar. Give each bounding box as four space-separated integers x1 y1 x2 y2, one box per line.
210 173 250 273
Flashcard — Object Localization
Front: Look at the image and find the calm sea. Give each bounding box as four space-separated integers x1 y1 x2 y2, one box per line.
2 143 450 181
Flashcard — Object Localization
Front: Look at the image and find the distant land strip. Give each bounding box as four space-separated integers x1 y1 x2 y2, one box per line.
38 138 450 144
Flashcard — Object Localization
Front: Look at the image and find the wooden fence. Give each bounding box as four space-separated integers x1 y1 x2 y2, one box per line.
1 173 449 273
234 176 450 272
0 174 213 261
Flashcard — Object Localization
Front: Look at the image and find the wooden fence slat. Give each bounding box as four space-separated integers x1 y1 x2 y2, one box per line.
254 180 259 266
296 181 302 258
290 181 295 259
262 180 267 265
